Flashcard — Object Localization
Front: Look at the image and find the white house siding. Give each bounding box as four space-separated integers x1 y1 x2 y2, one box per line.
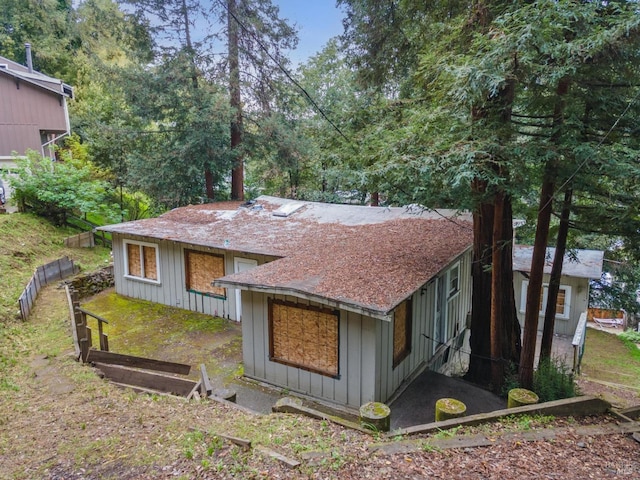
241 291 377 410
376 248 473 403
514 272 589 336
111 233 271 321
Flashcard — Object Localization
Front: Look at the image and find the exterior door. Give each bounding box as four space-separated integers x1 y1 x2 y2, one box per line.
233 257 258 322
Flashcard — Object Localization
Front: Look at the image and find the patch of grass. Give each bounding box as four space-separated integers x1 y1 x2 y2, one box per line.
0 213 110 322
581 328 640 391
619 329 640 345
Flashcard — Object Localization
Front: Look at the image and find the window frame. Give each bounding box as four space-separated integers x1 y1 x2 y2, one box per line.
184 249 227 299
519 280 572 320
123 240 160 284
447 262 460 299
268 298 340 378
393 299 412 369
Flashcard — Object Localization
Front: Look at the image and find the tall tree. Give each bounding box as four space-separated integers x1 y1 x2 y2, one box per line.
119 0 297 201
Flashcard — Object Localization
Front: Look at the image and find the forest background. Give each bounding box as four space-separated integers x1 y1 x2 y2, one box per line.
2 0 640 390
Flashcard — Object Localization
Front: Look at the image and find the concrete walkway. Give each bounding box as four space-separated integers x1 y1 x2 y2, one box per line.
389 333 575 430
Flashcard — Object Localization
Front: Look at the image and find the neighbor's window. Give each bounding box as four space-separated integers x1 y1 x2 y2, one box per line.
185 249 226 298
520 281 572 319
269 299 339 378
124 240 159 282
393 299 412 368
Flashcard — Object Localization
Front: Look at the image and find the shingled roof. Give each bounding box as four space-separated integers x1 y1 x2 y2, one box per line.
101 196 473 320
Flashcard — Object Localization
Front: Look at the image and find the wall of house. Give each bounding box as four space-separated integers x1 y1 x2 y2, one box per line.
376 248 473 404
240 248 473 410
111 233 271 321
241 291 378 410
513 272 590 337
0 73 67 156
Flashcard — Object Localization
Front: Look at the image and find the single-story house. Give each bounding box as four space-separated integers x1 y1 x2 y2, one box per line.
0 45 73 168
99 196 474 410
513 245 604 336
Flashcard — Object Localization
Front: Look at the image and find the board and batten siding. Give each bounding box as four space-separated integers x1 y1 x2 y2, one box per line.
111 233 270 321
376 248 473 403
241 291 377 409
513 272 589 336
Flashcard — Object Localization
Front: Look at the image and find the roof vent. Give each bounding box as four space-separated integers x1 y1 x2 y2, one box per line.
272 202 304 217
0 64 7 69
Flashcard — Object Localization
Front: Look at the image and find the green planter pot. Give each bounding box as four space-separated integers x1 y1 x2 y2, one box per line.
435 398 467 422
508 388 539 408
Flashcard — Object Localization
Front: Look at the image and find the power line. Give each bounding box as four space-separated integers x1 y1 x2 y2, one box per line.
216 0 351 144
548 86 640 208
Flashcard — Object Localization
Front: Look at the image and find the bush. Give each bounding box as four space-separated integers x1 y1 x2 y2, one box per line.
619 329 640 344
533 357 579 402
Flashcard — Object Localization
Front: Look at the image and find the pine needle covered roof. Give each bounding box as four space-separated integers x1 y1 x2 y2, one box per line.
101 196 473 319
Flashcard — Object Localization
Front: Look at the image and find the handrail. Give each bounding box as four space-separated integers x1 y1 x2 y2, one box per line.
571 312 588 374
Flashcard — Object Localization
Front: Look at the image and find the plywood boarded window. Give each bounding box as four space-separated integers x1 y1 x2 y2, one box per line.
520 281 572 319
393 299 412 368
124 241 159 282
185 249 226 298
269 299 339 378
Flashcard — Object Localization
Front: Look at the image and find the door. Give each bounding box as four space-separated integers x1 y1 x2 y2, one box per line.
233 257 258 322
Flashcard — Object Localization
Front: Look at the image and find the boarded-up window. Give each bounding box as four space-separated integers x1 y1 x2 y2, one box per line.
125 241 159 282
520 281 572 319
269 299 339 378
185 249 226 298
393 300 412 368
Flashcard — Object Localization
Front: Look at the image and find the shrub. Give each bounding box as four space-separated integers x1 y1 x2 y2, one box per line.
619 329 640 344
533 357 579 402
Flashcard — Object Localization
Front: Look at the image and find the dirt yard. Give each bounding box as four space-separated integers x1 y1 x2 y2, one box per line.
1 286 639 479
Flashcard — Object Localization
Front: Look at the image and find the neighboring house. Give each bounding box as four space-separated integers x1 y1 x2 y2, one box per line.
513 245 604 336
0 44 73 168
100 196 474 410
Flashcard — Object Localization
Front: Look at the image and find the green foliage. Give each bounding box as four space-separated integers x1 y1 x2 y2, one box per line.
7 150 121 225
533 357 579 402
619 329 640 344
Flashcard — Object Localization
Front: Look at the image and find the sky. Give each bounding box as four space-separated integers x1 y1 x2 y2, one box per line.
274 1 345 64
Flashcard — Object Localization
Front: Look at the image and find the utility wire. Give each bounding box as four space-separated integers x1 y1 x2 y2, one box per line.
546 86 640 210
216 0 351 144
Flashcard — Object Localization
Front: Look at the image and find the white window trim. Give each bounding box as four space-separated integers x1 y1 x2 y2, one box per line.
520 280 571 320
123 240 161 284
447 262 461 300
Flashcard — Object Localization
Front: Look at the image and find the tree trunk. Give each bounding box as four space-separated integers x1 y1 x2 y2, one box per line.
519 171 554 389
228 0 244 201
490 190 505 390
466 180 494 385
519 77 569 387
540 188 572 360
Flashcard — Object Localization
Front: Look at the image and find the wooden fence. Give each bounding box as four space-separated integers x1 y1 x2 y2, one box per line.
64 286 201 398
18 256 79 320
63 231 95 248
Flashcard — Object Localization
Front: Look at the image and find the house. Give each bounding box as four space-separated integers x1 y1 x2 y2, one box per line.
99 196 474 410
513 245 604 336
0 44 73 168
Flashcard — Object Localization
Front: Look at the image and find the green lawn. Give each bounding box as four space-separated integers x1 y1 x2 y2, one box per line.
581 327 640 391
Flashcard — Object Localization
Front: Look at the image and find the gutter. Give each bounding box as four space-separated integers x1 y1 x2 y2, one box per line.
214 279 394 322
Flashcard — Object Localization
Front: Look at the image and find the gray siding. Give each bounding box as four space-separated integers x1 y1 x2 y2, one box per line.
241 249 473 409
377 248 473 403
112 233 271 321
514 272 589 336
242 291 377 409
